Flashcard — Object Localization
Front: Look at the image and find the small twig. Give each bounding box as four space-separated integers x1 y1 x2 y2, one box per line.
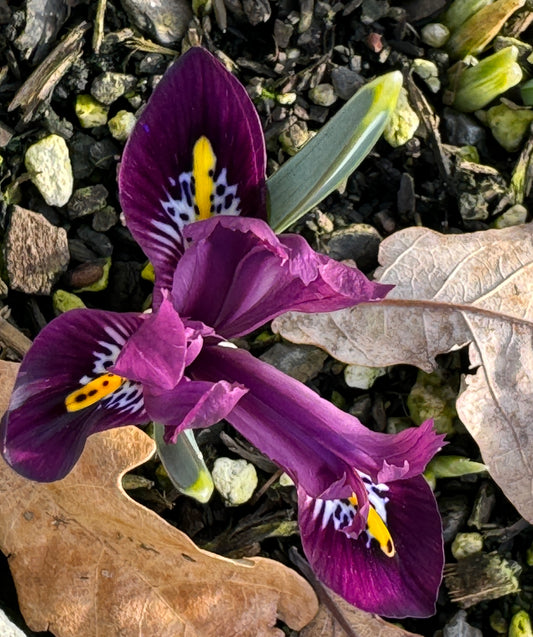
289 547 361 637
9 21 90 123
92 0 107 54
406 74 453 192
0 315 31 358
249 469 283 505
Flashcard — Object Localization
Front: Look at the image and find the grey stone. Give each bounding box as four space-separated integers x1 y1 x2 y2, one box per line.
24 134 73 207
260 342 327 383
331 67 364 100
90 138 120 170
273 19 293 48
0 121 13 147
443 108 487 150
0 608 28 636
243 0 271 25
67 184 108 219
361 0 389 24
455 160 507 223
119 0 192 45
91 72 137 106
443 611 483 637
92 206 118 232
70 132 96 180
77 225 113 257
4 206 69 294
440 495 469 542
327 223 382 271
68 238 98 263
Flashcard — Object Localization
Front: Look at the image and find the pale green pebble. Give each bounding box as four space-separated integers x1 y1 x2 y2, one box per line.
509 611 533 637
451 532 483 559
212 457 258 506
308 83 337 107
420 23 450 48
486 103 533 152
493 204 528 228
25 134 73 207
384 87 420 147
75 94 109 128
279 472 295 487
407 370 457 434
279 122 313 155
344 364 386 389
53 289 86 314
276 92 297 105
108 110 137 142
74 257 111 292
412 59 440 93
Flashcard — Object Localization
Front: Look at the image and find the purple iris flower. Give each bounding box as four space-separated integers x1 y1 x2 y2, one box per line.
1 48 444 618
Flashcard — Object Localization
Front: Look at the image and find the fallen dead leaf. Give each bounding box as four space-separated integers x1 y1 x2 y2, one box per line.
273 223 533 522
289 549 421 637
301 591 421 637
0 361 318 637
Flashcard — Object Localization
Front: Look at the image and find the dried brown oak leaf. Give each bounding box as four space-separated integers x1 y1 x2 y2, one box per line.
301 591 421 637
273 224 533 522
0 361 318 637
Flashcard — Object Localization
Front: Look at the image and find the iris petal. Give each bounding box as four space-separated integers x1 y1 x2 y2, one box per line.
1 309 149 481
173 216 392 339
145 378 248 443
191 344 443 494
298 475 444 618
119 47 267 297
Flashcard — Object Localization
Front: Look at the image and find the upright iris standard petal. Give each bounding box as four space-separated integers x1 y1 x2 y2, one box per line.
119 47 267 293
298 475 444 618
112 295 187 391
172 217 392 339
1 309 149 482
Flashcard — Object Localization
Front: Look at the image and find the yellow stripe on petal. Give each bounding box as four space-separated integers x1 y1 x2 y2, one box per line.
349 494 395 557
192 136 217 220
65 373 125 412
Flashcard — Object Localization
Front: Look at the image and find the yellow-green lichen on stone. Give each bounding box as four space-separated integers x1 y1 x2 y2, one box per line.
384 87 420 147
75 94 110 128
108 110 137 142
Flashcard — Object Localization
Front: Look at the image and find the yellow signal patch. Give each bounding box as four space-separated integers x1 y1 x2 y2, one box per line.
192 136 217 220
65 373 125 412
349 494 395 557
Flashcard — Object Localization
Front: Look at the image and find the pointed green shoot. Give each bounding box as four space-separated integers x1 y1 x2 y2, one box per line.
154 424 214 503
267 71 403 233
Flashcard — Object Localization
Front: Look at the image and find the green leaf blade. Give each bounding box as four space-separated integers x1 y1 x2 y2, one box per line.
267 71 403 233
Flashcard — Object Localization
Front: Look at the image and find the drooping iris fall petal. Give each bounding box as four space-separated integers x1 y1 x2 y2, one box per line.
1 309 148 481
119 47 267 294
298 475 444 618
186 344 444 506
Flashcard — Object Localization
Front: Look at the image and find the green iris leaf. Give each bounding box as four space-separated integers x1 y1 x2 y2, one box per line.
267 71 403 233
